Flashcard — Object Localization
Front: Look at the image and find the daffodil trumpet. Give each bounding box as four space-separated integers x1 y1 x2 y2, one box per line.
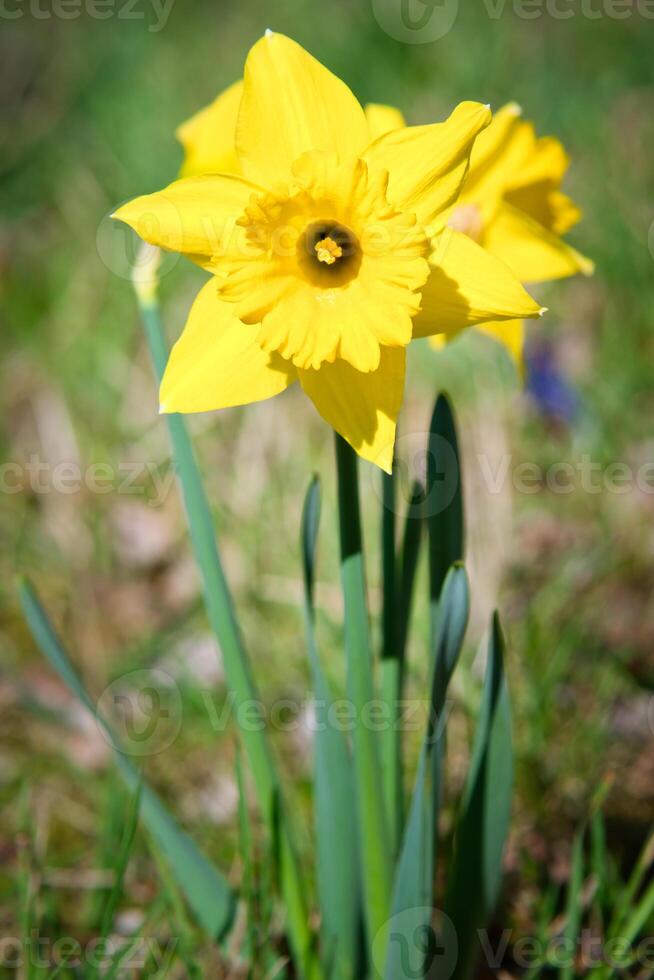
114 31 543 473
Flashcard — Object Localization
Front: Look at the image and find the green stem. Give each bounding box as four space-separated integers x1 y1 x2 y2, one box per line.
334 434 391 966
138 290 317 979
379 468 400 857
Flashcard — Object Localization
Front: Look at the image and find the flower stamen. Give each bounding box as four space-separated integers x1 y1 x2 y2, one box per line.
299 220 362 286
315 236 343 265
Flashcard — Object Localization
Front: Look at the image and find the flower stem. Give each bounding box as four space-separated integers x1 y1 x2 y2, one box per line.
334 433 392 965
136 268 317 979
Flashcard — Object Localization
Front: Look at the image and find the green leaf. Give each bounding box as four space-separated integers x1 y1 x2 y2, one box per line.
597 824 654 980
384 565 469 980
396 480 424 665
590 809 609 928
235 744 258 969
445 611 513 980
380 469 397 666
427 394 464 609
380 468 400 856
18 577 235 941
17 782 36 980
334 434 392 965
559 826 585 980
620 877 654 951
97 779 143 952
380 474 424 861
608 827 654 941
301 476 363 980
138 294 315 976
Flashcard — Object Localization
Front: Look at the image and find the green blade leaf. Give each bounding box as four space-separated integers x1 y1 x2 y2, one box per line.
387 479 425 859
428 562 471 888
334 434 392 964
380 473 424 861
620 877 654 951
137 291 315 976
91 780 144 980
301 476 363 980
384 565 469 980
427 393 464 609
380 468 400 857
445 611 513 980
559 826 585 980
396 480 424 665
608 828 654 941
17 576 235 941
380 468 397 666
234 744 258 967
590 809 609 928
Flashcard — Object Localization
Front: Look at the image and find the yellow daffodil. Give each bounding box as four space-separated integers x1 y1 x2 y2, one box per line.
448 102 592 367
455 102 592 283
113 32 543 471
368 102 593 371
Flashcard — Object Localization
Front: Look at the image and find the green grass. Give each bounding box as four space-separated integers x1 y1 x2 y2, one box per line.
2 1 654 975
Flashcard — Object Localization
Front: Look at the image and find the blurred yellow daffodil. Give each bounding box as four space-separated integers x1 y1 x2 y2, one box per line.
368 102 593 370
449 102 592 367
114 33 543 470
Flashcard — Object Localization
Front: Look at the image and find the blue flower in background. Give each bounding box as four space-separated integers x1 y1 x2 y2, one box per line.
526 340 579 424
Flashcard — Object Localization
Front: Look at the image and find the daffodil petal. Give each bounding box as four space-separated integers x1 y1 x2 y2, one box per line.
160 279 296 413
466 103 523 175
483 202 594 282
236 32 368 185
494 132 577 236
365 103 406 140
176 80 243 178
463 105 532 204
112 174 261 262
413 228 544 338
548 191 583 236
503 182 582 236
505 135 569 190
363 101 491 230
428 333 447 352
299 346 405 472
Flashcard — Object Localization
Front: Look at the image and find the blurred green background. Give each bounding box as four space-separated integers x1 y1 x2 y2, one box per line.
1 0 653 974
